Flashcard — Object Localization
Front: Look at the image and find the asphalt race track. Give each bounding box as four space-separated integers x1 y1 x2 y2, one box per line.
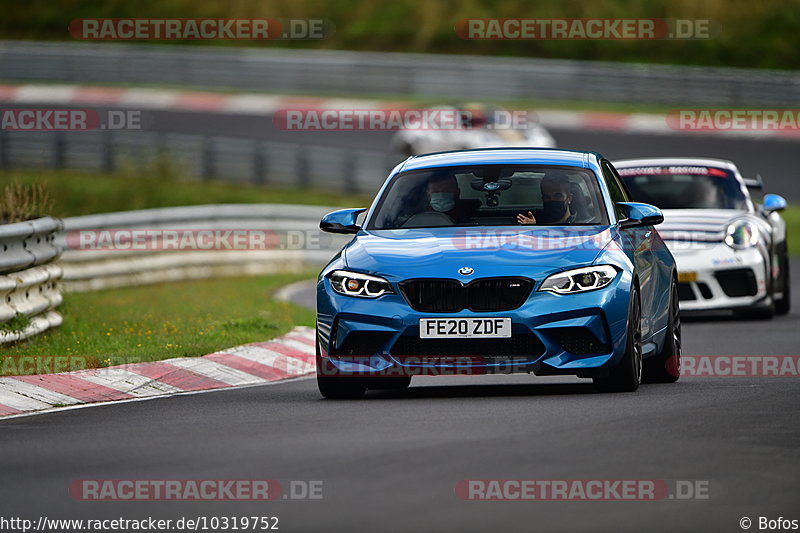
1 260 798 532
1 105 798 532
137 107 800 201
4 103 799 201
143 107 800 202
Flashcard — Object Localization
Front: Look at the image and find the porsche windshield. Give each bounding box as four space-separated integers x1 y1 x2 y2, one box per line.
367 165 609 229
617 165 748 210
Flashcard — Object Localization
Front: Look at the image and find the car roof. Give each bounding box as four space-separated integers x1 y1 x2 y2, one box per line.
399 148 597 172
612 157 740 172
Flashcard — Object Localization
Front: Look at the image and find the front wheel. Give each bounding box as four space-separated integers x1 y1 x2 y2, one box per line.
316 334 366 399
594 287 642 393
317 377 366 399
643 280 681 383
366 377 411 390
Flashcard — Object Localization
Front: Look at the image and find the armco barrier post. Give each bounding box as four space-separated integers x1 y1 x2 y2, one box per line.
0 216 64 345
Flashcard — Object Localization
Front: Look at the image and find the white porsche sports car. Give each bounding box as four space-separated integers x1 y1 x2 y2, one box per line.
613 157 790 319
391 104 556 157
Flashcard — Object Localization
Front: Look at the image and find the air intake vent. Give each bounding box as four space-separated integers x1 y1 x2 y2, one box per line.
399 277 533 313
715 268 757 297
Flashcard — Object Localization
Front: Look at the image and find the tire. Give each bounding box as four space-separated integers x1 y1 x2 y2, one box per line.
643 281 681 384
315 333 366 399
366 377 412 390
736 305 774 320
594 287 642 393
317 376 366 399
775 243 791 316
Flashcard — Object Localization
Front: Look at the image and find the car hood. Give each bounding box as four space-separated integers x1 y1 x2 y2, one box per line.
343 226 614 280
657 209 750 243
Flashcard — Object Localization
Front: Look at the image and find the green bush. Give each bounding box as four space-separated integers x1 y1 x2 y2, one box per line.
1 0 799 69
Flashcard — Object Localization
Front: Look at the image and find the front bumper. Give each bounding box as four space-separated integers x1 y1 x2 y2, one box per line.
668 241 768 312
316 272 632 378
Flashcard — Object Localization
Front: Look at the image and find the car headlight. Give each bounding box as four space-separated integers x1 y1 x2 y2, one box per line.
539 265 618 295
329 270 394 298
725 220 759 250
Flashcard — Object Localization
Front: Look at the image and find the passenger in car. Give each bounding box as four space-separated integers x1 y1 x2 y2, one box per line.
517 174 577 225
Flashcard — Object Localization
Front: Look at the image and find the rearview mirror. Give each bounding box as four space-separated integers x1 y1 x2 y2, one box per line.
617 202 664 229
320 208 367 234
762 193 787 213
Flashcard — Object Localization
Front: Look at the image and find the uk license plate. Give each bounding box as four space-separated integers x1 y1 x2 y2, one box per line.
419 318 512 339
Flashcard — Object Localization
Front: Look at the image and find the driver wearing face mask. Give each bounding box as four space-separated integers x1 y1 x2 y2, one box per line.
425 172 473 223
516 174 575 225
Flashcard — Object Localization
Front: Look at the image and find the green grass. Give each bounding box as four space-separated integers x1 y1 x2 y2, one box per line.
0 274 316 376
0 313 31 335
0 169 372 218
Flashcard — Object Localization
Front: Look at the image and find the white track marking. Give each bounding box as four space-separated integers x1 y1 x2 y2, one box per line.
0 375 315 422
0 326 316 419
163 358 264 386
220 345 284 365
76 369 183 397
14 84 78 103
119 88 180 108
271 338 316 355
221 94 283 115
0 378 82 405
0 388 54 411
224 345 312 375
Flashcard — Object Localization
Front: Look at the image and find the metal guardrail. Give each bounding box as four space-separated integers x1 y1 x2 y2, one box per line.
0 216 64 344
0 130 397 195
57 204 350 291
2 41 800 106
0 217 61 273
1 204 348 342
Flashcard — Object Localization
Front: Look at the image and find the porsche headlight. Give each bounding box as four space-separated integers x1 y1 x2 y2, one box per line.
539 265 618 295
329 270 394 298
725 220 759 250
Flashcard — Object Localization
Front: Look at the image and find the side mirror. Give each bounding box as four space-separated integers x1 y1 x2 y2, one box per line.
762 193 787 213
320 208 367 234
617 202 664 229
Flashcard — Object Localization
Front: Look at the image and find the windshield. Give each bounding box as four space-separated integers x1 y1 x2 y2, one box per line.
617 165 748 210
367 165 608 229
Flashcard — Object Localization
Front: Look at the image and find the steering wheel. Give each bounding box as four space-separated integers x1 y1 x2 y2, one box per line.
402 211 455 227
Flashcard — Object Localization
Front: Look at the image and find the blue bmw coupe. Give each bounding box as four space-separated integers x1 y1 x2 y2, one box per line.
316 148 680 398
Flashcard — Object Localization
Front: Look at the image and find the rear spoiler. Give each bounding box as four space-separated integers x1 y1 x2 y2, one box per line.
743 174 764 196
